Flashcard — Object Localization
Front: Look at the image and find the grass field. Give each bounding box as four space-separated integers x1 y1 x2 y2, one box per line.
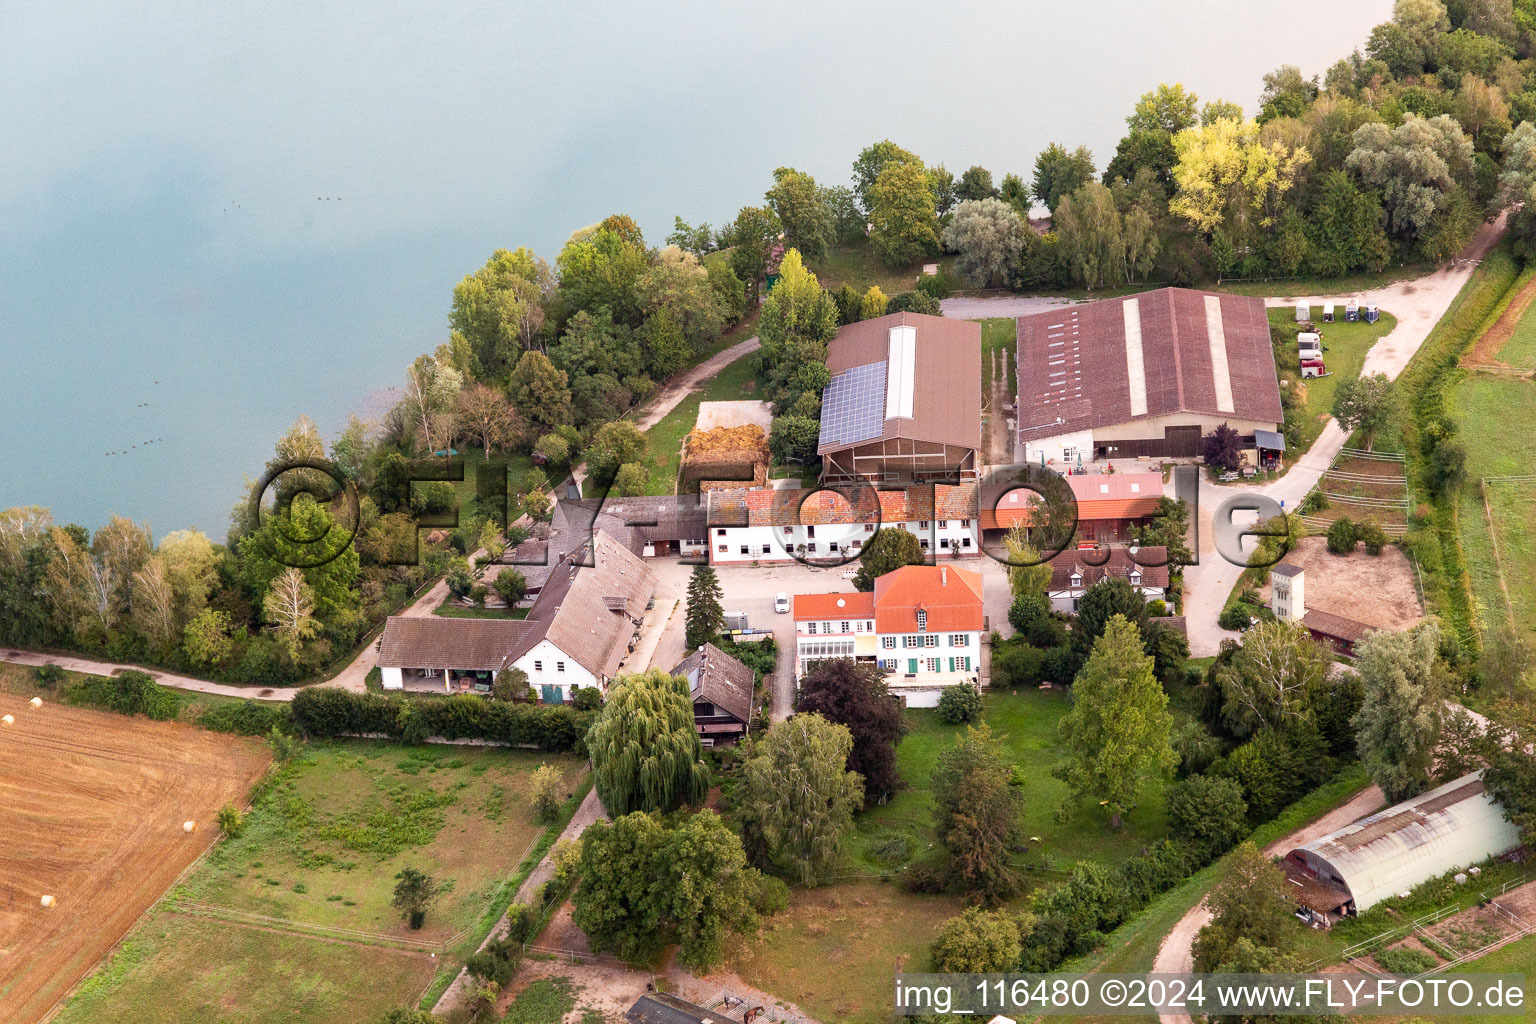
850 691 1174 877
57 739 587 1024
979 316 1017 394
1449 373 1536 641
1267 307 1397 455
640 349 762 495
432 599 529 619
806 241 952 297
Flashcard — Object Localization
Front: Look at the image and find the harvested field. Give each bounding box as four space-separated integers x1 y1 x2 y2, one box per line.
1462 268 1536 369
0 694 270 1024
1259 536 1423 630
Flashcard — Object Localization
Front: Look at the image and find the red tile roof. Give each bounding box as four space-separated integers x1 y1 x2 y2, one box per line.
793 592 875 620
708 484 977 529
979 473 1164 530
873 564 984 632
1016 288 1282 440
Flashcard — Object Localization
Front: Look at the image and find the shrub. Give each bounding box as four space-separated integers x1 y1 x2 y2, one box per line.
469 584 488 607
936 682 983 724
504 902 537 943
466 937 522 986
570 685 603 711
34 662 64 689
1358 518 1388 556
868 831 915 867
530 764 565 823
932 906 1022 973
1166 774 1248 860
1374 946 1436 975
1297 490 1330 515
914 272 953 300
197 698 291 736
218 803 246 838
289 686 594 751
1218 603 1253 631
1326 516 1358 554
64 670 183 720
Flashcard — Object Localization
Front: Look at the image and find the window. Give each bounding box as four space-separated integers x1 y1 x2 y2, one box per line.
829 541 839 552
882 636 896 649
717 545 726 554
950 634 966 646
852 540 862 549
916 609 927 631
919 520 929 530
879 658 896 670
762 544 772 554
716 528 727 536
840 620 850 633
740 545 749 555
853 620 862 633
925 657 940 673
556 661 565 672
920 540 930 550
533 660 542 671
905 634 922 648
807 621 818 634
938 519 948 528
958 656 971 672
867 621 875 631
962 537 972 548
807 542 816 553
783 526 793 534
864 523 875 532
940 538 950 549
925 635 938 648
961 519 971 527
1069 572 1082 587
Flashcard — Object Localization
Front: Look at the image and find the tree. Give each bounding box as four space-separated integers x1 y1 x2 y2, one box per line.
768 415 820 467
869 160 941 267
587 668 709 816
1104 83 1201 190
1203 423 1244 471
449 247 550 378
1216 620 1331 738
796 659 906 804
1055 182 1126 289
1130 496 1192 566
492 568 526 608
927 163 957 215
1166 774 1249 859
454 382 522 456
392 867 442 929
530 764 564 823
1032 143 1096 215
1057 616 1176 827
506 350 572 434
1306 169 1391 276
932 725 1027 902
238 500 361 639
726 205 783 295
585 421 648 487
756 249 838 406
573 810 776 970
738 714 864 885
931 907 1022 973
1326 515 1359 554
610 463 648 497
852 139 922 214
1170 117 1310 239
859 285 889 320
767 167 833 259
1192 841 1294 971
1069 577 1149 670
637 246 726 352
1352 622 1445 801
685 564 725 649
1346 114 1475 255
937 681 984 724
130 557 178 653
183 608 235 668
852 527 924 591
1332 373 1394 448
402 354 462 456
262 566 319 661
942 198 1030 288
956 165 997 201
493 665 529 701
1258 65 1318 123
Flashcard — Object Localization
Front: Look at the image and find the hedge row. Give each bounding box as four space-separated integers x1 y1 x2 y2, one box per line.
61 670 183 721
289 687 594 752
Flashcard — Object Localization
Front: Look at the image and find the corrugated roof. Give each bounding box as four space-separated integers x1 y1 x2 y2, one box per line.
625 993 715 1024
1292 770 1522 912
1047 545 1170 591
820 312 981 455
873 564 984 633
1016 288 1282 440
1302 608 1375 644
672 641 755 724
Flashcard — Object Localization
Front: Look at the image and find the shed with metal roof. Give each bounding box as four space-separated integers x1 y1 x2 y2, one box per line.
1283 770 1521 914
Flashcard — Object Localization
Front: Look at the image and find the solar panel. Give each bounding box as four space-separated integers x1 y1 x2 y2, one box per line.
818 361 888 449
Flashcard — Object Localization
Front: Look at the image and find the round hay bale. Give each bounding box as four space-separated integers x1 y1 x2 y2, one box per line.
40 895 56 909
182 820 197 834
28 696 43 709
1 714 13 726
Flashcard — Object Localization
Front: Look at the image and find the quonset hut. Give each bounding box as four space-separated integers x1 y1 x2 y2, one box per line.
1282 770 1522 922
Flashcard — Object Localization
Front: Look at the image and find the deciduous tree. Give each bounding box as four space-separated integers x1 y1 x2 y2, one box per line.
454 382 522 456
1331 372 1395 448
507 350 573 434
869 161 941 267
1352 622 1446 801
852 139 922 214
932 725 1027 902
738 714 864 885
1032 143 1096 215
263 566 319 661
932 906 1023 973
587 668 709 815
942 198 1030 288
852 526 924 591
1216 620 1331 739
767 167 833 258
1192 841 1294 971
796 659 906 804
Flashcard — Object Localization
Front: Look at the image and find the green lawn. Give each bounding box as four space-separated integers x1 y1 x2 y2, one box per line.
849 691 1173 877
639 349 763 496
432 600 529 619
60 739 588 1024
1450 374 1536 641
1267 307 1398 455
1490 292 1536 368
806 240 952 296
979 316 1017 395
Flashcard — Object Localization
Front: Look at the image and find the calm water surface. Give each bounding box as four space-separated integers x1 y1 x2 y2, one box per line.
0 1 1389 538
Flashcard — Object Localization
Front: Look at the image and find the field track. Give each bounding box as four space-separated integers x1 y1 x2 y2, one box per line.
0 694 269 1024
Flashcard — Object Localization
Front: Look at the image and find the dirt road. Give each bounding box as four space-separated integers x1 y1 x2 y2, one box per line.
633 335 761 431
1150 782 1385 1024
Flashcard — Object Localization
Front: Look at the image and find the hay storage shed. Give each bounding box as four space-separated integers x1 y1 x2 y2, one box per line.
1283 770 1521 915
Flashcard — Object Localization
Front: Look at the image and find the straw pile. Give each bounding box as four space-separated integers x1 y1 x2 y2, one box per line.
682 425 769 493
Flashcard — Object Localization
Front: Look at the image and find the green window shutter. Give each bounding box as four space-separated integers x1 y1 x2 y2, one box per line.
948 657 955 672
907 658 918 673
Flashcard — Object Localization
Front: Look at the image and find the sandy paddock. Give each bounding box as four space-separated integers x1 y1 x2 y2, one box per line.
0 694 270 1023
1260 536 1423 631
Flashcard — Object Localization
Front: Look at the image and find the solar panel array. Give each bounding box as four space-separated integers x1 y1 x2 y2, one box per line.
818 360 888 449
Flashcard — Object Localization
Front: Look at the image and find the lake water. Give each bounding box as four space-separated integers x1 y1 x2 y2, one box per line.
0 1 1389 539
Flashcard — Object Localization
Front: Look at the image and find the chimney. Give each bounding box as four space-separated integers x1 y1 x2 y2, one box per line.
940 564 948 586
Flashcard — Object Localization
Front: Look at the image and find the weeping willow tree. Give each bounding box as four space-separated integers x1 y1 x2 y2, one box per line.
587 668 709 816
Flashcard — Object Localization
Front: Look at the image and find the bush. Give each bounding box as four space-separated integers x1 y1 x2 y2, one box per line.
218 803 246 838
1374 946 1436 975
888 290 941 315
868 831 915 867
1326 516 1358 554
570 685 603 711
465 937 522 986
936 682 983 724
1218 603 1253 632
504 902 538 943
914 272 953 300
1166 774 1248 860
34 662 64 689
932 906 1022 973
197 698 291 736
289 686 594 751
1297 490 1330 515
64 670 183 721
1358 518 1388 556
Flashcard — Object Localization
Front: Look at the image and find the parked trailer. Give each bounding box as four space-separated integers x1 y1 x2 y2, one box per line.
1364 302 1379 324
1301 359 1330 378
1294 302 1310 323
1322 303 1335 322
1345 299 1359 322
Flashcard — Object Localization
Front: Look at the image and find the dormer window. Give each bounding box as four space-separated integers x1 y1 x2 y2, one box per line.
1130 569 1142 585
1069 572 1082 587
916 609 927 631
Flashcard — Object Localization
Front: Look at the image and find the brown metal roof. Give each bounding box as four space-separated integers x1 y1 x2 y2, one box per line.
820 311 981 455
377 616 533 672
1016 287 1282 440
673 642 755 725
1302 608 1375 644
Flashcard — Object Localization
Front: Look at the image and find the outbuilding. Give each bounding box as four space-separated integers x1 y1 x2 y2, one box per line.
1283 770 1522 920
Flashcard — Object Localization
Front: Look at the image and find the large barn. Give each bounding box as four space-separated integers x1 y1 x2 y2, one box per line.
1016 288 1283 464
818 311 981 485
1282 770 1522 920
